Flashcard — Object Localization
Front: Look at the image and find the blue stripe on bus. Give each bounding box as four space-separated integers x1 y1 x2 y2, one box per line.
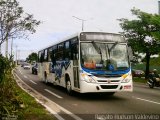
81 66 130 75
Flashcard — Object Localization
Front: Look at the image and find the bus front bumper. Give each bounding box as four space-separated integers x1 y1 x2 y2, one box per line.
79 81 133 93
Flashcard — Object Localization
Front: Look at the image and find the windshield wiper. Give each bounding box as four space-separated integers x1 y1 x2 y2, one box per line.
92 41 100 54
92 41 103 63
109 42 118 52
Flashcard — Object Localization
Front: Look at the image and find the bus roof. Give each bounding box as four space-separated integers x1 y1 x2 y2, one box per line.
38 32 79 52
38 31 124 52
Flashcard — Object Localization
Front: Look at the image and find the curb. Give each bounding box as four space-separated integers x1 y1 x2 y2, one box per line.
12 69 83 120
12 69 63 120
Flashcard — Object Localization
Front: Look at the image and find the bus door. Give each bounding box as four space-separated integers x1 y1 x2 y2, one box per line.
72 42 80 88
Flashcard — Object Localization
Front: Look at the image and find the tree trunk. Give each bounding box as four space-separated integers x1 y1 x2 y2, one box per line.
145 51 150 79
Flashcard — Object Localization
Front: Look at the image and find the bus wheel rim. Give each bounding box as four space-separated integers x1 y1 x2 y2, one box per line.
67 81 71 91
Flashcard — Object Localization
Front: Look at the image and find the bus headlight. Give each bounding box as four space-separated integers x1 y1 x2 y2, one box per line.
121 74 132 83
81 73 96 83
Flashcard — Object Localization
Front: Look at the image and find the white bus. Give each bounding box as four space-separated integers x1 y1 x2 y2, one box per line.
38 32 133 95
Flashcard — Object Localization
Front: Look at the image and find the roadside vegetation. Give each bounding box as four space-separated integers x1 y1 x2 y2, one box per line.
26 52 38 63
0 1 53 119
132 55 160 73
119 8 160 79
132 55 160 83
133 77 146 84
0 55 54 120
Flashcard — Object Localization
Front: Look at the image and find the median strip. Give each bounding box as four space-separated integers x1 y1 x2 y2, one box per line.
44 89 63 99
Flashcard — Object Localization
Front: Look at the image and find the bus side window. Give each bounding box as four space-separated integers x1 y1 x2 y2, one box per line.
56 43 64 61
39 50 44 63
71 42 79 65
48 47 52 62
71 38 78 60
64 41 71 61
44 49 48 61
73 44 78 60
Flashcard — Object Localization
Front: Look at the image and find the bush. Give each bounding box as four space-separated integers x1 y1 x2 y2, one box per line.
0 55 54 120
0 55 20 117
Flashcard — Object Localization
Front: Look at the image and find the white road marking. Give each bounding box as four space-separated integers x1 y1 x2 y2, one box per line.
13 70 83 120
24 75 28 78
44 89 63 99
35 98 65 120
135 97 160 105
13 71 65 120
19 70 22 74
29 80 37 85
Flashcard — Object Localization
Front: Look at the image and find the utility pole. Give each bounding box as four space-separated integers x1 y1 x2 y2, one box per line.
16 45 18 65
0 45 1 54
5 37 8 58
11 37 13 57
158 1 160 15
72 16 86 31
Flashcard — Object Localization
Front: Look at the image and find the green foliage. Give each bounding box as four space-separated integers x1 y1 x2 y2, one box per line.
119 8 160 79
0 55 19 116
132 55 160 73
150 56 160 66
13 83 54 120
0 55 54 119
26 52 38 63
133 77 147 83
119 8 160 54
0 0 41 45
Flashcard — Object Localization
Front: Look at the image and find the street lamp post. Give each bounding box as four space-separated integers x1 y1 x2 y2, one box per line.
72 16 86 31
5 37 8 58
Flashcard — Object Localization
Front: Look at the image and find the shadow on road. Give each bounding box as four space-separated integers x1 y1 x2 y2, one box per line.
73 92 127 102
40 82 129 101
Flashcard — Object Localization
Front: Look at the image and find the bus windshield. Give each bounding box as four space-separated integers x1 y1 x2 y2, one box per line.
80 42 129 71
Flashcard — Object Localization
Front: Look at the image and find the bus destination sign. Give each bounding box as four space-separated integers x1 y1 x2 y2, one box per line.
80 32 125 42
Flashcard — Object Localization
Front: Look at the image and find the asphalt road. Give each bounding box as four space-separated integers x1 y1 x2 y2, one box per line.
14 66 160 120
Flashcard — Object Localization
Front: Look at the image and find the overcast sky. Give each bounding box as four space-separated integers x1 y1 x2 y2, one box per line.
1 0 159 60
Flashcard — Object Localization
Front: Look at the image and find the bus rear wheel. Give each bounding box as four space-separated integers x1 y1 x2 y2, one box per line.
66 80 72 95
44 72 48 84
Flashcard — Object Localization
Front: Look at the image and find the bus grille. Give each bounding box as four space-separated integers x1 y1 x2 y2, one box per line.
97 80 120 83
94 74 122 78
100 85 118 89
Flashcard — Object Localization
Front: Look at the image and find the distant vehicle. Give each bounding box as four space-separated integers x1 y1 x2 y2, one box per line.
23 63 30 69
132 69 144 77
31 61 36 65
21 64 24 67
37 32 133 95
17 59 25 65
148 75 160 88
32 63 38 75
21 62 26 67
147 69 160 88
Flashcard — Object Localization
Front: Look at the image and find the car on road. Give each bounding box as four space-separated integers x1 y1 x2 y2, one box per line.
32 63 38 75
23 63 31 69
132 69 144 77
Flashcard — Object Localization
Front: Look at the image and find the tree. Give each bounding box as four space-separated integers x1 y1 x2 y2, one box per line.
119 8 160 79
0 0 40 51
26 52 38 63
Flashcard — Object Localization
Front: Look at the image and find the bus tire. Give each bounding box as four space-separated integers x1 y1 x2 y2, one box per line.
44 71 48 84
65 75 72 95
106 92 115 96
